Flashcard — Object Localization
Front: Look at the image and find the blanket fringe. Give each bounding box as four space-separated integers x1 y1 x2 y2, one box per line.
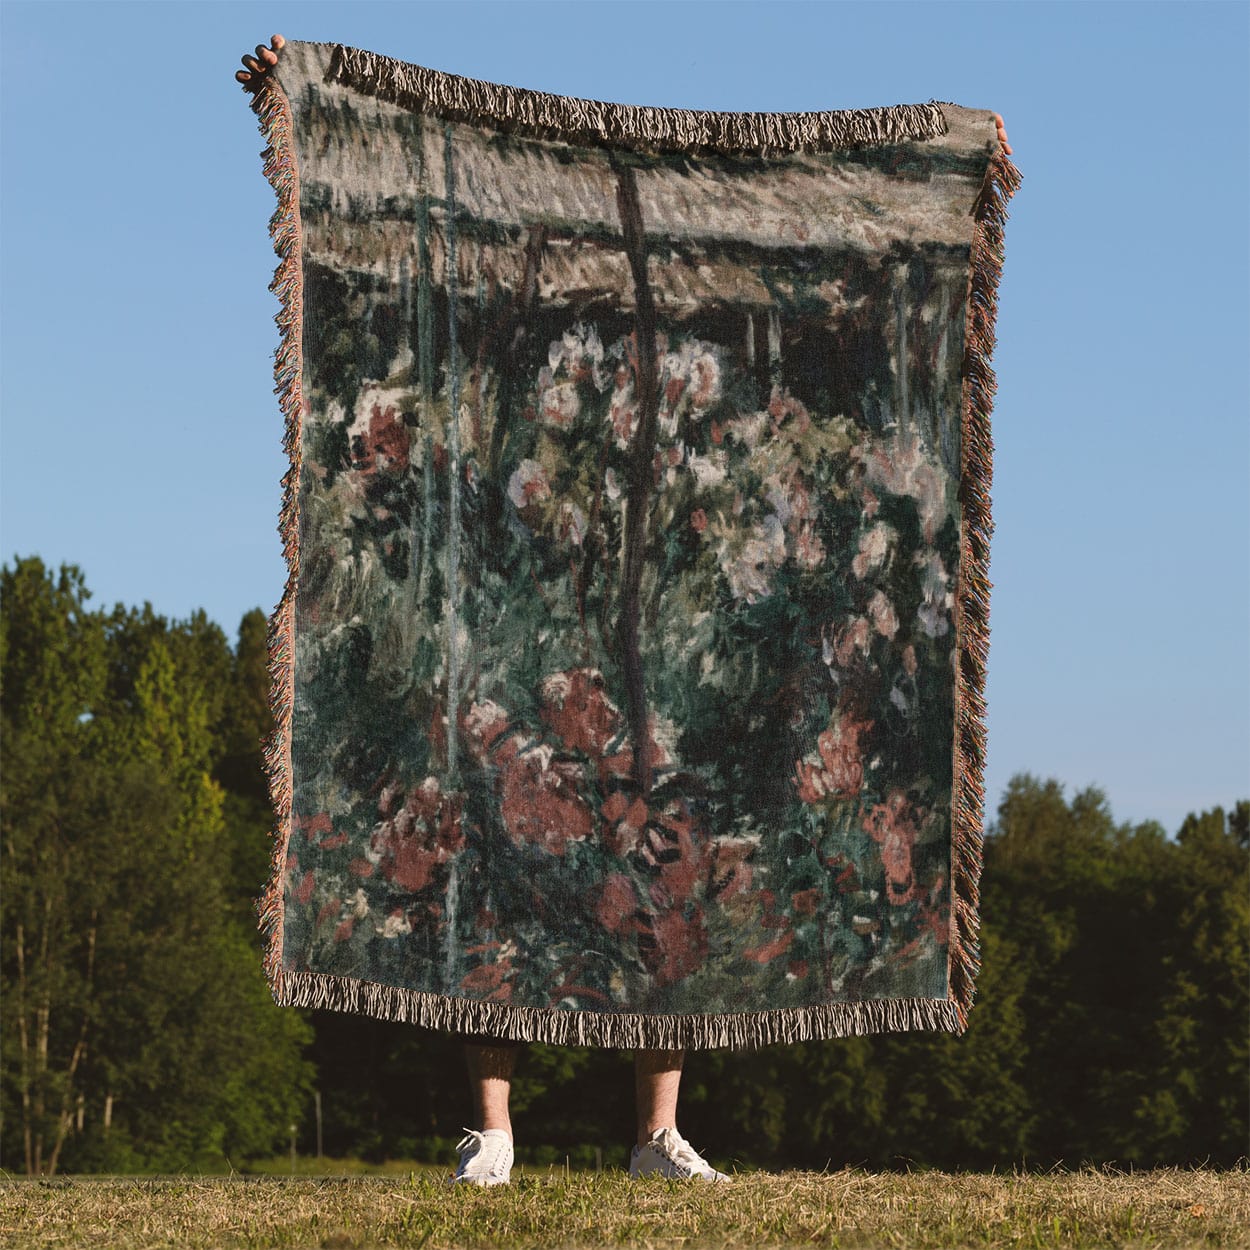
274 968 962 1050
320 40 948 154
949 145 1023 1031
247 76 305 1003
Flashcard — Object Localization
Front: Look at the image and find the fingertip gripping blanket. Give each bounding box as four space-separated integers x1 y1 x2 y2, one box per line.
247 39 1021 1049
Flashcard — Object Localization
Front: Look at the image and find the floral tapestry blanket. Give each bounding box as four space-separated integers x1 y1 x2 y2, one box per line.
246 39 1021 1049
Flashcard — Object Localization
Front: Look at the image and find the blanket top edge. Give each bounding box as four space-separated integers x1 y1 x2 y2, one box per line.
274 38 995 155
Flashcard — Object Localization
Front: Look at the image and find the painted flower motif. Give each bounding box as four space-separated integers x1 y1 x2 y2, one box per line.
766 385 813 433
862 788 923 906
595 872 643 936
868 589 900 639
852 522 897 579
375 907 413 939
609 366 638 448
346 385 411 477
687 448 728 489
490 738 594 856
656 340 724 437
792 520 826 569
715 512 788 603
640 795 710 907
538 379 581 427
826 616 872 669
539 668 623 758
369 776 467 893
855 425 951 544
546 320 610 390
708 836 756 901
507 458 552 509
459 699 513 763
793 712 872 802
915 549 953 638
637 903 709 987
723 409 771 450
601 790 650 857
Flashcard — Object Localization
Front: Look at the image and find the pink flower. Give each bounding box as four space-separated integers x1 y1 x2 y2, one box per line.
347 390 411 477
369 777 466 892
494 739 593 856
868 590 899 639
595 872 643 936
638 904 708 987
862 789 922 906
829 616 872 669
609 366 638 447
539 668 623 758
793 712 871 802
852 523 896 579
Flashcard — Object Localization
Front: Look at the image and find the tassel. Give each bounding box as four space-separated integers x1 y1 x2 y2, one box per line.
317 40 948 155
949 144 1023 1032
246 75 307 1006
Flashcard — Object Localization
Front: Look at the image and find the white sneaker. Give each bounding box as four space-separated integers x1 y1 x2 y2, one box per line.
629 1126 731 1180
451 1126 513 1185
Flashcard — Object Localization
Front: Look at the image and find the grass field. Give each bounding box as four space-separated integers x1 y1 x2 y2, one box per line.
0 1162 1246 1248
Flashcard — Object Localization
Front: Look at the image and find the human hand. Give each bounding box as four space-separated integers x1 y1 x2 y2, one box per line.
993 112 1012 156
236 34 285 91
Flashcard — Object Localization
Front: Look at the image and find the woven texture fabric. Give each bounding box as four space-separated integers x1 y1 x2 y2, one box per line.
247 39 1021 1049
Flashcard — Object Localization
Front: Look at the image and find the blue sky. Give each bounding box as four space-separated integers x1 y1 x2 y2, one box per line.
2 0 1246 837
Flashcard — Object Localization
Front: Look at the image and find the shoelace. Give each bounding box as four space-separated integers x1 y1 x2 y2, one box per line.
455 1127 510 1177
656 1128 713 1176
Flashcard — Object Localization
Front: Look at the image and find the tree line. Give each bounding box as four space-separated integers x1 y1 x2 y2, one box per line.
1 554 1245 1174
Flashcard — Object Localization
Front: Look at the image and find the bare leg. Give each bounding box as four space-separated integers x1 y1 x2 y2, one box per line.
464 1043 516 1139
634 1047 684 1147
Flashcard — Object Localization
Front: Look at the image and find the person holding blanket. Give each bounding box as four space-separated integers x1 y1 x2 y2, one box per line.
235 32 748 1186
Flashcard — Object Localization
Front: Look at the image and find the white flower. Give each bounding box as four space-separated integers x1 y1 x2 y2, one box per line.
377 911 413 939
507 459 551 508
539 380 580 427
858 426 951 544
557 500 587 546
724 410 770 450
548 321 609 390
659 340 723 420
915 549 953 637
719 513 787 603
688 449 727 488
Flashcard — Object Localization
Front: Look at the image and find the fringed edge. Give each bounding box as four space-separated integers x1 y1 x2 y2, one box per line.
320 40 949 155
949 144 1023 1032
246 76 305 1011
273 968 963 1050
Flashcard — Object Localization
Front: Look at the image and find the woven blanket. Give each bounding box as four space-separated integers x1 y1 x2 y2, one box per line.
247 39 1021 1049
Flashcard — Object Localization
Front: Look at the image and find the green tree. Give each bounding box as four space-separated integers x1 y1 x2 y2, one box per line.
0 558 315 1174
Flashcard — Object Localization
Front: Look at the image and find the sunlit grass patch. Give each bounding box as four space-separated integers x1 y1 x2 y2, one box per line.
0 1163 1246 1249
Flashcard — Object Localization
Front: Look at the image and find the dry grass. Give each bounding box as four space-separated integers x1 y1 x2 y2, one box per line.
0 1163 1246 1248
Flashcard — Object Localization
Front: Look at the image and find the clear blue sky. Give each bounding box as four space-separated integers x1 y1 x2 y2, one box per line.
2 0 1246 837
